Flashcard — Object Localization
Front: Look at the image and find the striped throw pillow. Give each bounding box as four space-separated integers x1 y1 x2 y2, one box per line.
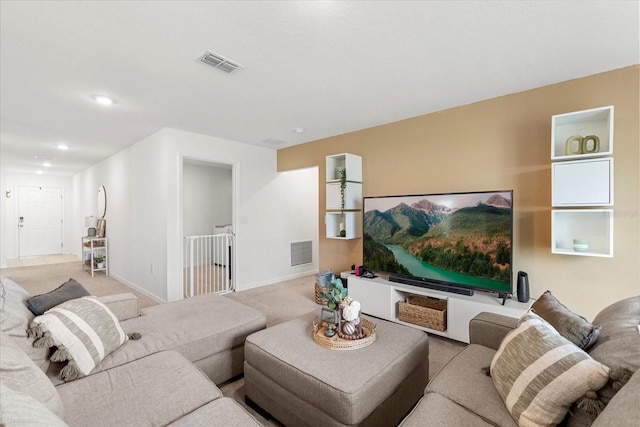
490 312 610 427
28 296 127 381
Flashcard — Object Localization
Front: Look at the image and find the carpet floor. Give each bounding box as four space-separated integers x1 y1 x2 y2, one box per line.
2 263 466 426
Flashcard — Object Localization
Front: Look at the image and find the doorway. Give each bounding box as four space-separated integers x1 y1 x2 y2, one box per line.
181 158 235 296
18 186 63 257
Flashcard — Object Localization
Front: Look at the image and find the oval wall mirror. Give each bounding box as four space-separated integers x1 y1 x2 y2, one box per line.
97 185 107 218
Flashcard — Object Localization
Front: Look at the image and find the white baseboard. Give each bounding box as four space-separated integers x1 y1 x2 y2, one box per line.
236 269 319 292
109 273 167 304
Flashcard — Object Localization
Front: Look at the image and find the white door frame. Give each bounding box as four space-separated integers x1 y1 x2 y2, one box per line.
176 154 238 299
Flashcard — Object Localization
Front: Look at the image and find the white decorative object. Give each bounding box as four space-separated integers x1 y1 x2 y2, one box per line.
342 301 360 322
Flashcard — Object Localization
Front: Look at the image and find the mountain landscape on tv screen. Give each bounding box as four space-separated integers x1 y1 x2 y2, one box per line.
364 194 512 283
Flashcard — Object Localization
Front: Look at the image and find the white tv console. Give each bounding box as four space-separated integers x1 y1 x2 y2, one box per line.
348 275 533 343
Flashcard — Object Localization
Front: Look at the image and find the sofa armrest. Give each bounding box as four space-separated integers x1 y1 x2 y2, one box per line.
98 293 140 321
469 312 518 350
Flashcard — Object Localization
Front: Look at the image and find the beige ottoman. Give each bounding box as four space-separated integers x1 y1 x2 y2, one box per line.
244 311 429 427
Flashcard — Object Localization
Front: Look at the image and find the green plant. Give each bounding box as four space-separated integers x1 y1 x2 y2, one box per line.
338 168 347 215
339 168 347 237
321 276 348 310
94 254 105 263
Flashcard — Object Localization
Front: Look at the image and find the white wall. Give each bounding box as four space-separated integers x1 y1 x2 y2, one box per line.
182 163 232 237
0 173 73 267
72 127 318 302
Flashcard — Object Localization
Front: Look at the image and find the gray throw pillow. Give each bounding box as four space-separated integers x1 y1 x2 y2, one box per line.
491 312 610 427
26 278 90 315
531 290 601 350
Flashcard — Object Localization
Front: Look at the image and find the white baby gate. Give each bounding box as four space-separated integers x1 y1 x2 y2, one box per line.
183 233 233 297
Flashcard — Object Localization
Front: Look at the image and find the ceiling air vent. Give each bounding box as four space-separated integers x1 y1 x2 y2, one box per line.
199 51 242 74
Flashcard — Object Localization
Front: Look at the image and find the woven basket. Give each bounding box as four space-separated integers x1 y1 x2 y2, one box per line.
314 282 329 305
312 318 377 351
398 295 447 331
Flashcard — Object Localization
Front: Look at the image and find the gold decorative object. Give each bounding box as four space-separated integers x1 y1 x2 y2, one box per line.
565 135 583 155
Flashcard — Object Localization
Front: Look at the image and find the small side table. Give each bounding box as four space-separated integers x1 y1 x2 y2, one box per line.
82 236 108 277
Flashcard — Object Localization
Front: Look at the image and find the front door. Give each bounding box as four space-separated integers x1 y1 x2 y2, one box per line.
18 186 63 257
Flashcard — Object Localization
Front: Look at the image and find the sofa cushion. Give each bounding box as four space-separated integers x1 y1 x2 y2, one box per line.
0 381 68 427
399 391 496 426
531 290 601 350
80 292 266 377
427 344 517 427
587 295 640 404
0 276 50 372
0 332 64 418
166 397 262 426
26 278 90 316
56 350 222 427
491 312 610 427
588 296 640 372
29 296 127 381
592 370 640 427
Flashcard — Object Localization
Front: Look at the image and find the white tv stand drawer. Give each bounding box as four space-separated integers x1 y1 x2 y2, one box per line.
348 275 533 343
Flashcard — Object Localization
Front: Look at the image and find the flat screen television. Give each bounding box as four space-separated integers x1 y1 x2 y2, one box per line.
363 190 513 296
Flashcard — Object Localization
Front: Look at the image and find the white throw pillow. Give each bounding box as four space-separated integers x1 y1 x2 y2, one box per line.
29 296 128 381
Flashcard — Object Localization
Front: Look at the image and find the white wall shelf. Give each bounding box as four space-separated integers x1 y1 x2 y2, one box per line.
552 158 613 206
326 153 362 182
551 209 613 257
551 106 614 258
325 212 362 240
325 153 362 240
551 105 613 161
348 275 532 343
326 182 362 210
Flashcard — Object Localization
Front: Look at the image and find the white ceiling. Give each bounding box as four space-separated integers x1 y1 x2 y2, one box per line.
1 1 638 176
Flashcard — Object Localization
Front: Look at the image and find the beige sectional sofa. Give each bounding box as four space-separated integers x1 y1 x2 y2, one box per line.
0 276 267 426
400 296 640 426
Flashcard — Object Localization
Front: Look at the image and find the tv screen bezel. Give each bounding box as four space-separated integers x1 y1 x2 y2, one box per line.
362 189 514 296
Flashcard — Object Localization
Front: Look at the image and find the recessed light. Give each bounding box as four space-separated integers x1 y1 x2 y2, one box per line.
293 128 305 134
36 170 43 175
92 95 115 105
43 162 51 167
57 143 68 150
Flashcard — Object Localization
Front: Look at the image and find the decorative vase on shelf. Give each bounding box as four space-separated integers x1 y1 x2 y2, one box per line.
339 221 346 238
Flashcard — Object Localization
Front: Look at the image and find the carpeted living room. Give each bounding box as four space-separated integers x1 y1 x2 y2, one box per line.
1 1 639 427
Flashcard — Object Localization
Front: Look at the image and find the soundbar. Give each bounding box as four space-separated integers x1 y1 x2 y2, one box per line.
389 274 474 296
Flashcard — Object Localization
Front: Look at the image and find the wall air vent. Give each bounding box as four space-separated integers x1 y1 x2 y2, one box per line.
199 51 242 74
291 241 313 266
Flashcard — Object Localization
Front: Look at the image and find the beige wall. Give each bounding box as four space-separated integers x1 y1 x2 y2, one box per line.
277 66 640 320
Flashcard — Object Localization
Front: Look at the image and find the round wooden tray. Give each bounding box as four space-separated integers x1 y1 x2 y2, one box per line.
312 318 377 350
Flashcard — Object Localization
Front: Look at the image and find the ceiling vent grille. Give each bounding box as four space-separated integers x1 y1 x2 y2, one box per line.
199 51 242 74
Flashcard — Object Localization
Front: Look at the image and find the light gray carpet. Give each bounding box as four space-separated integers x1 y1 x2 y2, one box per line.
0 261 158 308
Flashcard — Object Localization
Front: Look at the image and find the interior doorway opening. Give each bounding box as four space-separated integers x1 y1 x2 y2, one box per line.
181 158 235 296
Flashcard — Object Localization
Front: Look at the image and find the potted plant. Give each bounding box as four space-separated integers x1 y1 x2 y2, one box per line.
338 168 347 237
94 254 106 269
321 276 348 310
